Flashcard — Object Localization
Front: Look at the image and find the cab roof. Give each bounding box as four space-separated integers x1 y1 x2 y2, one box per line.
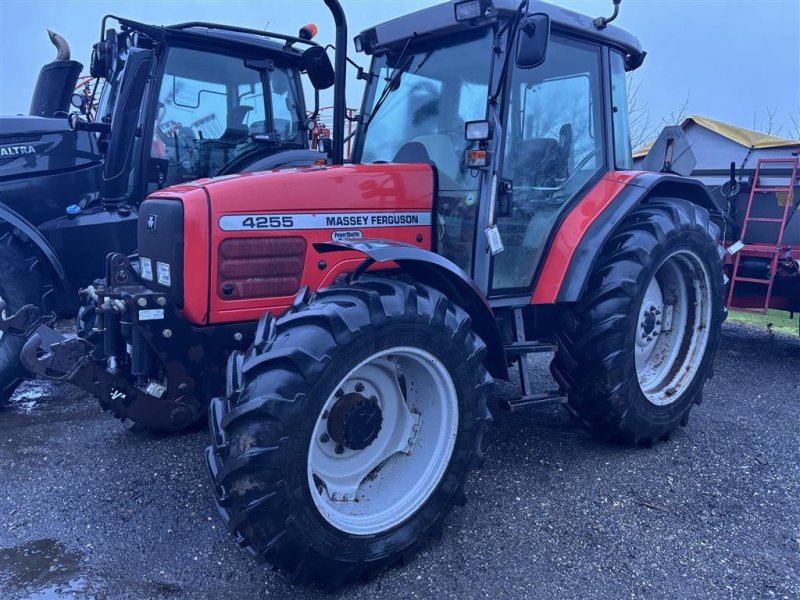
358 0 644 70
114 16 314 62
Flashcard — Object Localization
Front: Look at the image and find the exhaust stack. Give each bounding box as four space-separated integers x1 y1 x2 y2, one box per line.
29 30 83 118
324 0 347 165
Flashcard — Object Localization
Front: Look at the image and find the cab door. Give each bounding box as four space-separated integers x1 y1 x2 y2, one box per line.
490 36 607 295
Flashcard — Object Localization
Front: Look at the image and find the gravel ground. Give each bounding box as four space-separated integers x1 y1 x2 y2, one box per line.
1 320 798 599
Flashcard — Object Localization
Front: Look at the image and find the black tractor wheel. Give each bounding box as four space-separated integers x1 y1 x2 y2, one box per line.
551 198 725 446
206 277 491 587
0 233 45 405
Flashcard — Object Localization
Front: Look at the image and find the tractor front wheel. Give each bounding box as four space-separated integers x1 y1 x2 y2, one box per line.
551 198 725 445
206 277 491 587
0 233 45 405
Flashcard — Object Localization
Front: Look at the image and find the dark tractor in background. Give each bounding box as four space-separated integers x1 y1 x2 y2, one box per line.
0 16 335 402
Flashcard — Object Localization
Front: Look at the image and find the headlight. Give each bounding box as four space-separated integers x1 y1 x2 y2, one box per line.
140 257 154 282
156 261 171 287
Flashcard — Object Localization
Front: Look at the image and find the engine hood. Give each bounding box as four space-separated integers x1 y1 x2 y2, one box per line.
145 163 437 325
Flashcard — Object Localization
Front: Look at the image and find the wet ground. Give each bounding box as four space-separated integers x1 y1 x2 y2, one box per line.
1 321 798 599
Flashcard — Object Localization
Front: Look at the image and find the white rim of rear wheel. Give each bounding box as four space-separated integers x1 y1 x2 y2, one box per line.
307 346 459 535
635 249 713 406
0 294 5 342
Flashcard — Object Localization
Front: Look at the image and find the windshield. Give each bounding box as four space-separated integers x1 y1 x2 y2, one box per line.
356 28 494 192
150 46 304 188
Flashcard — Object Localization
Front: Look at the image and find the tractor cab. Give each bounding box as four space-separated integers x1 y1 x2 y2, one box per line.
352 0 644 296
75 17 335 204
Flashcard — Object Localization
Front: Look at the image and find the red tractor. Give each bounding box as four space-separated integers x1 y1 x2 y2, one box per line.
2 0 725 586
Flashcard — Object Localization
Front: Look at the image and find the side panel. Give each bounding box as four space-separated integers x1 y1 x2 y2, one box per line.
532 171 720 304
532 172 638 304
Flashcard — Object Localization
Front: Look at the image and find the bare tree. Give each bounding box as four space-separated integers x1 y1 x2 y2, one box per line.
627 74 657 150
752 106 784 137
661 92 690 127
788 111 800 140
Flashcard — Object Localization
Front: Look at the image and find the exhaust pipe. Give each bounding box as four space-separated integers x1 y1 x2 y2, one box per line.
47 29 71 60
29 30 83 118
324 0 347 165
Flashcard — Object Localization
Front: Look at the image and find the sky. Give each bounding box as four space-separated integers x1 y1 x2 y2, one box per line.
1 0 799 141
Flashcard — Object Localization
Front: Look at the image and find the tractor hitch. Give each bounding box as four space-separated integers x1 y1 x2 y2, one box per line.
1 253 255 431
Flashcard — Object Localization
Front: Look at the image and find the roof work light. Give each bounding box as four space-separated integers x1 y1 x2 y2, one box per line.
454 0 494 23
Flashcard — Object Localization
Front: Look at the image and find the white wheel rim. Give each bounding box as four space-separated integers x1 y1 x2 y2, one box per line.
635 249 713 406
307 346 459 535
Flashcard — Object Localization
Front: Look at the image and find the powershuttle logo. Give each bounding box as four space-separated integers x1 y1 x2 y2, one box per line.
0 145 35 158
332 230 364 242
219 212 431 232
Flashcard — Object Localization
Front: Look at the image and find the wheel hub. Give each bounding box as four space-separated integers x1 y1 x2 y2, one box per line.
327 392 383 451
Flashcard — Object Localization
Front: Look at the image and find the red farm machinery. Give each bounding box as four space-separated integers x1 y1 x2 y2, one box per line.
637 119 800 321
0 0 728 586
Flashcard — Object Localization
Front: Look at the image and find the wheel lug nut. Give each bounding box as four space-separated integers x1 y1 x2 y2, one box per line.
335 389 344 398
355 383 365 393
656 320 662 326
370 395 378 402
335 444 344 455
322 410 329 419
641 333 648 339
320 433 330 443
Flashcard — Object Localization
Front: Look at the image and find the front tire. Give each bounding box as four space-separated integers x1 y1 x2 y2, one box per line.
207 277 491 587
0 233 44 405
551 198 725 445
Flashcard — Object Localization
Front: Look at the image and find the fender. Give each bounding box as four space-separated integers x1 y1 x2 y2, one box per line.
0 202 67 286
316 239 508 380
534 171 721 304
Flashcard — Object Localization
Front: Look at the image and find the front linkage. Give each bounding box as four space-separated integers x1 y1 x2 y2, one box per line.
0 253 253 431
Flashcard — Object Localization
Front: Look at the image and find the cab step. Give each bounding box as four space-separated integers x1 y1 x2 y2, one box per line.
498 392 567 412
503 341 557 356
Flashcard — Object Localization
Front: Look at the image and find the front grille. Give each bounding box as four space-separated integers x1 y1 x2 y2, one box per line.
217 237 306 300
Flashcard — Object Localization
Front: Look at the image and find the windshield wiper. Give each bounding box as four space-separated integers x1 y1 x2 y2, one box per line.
361 55 414 134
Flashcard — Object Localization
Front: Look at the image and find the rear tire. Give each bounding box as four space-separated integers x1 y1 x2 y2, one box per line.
550 198 725 445
0 233 45 405
206 276 491 587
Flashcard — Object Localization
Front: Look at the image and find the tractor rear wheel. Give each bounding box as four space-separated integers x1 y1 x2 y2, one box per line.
206 277 491 587
551 198 725 446
0 233 44 405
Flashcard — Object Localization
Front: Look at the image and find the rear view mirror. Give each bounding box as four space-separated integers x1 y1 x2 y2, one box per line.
302 46 335 90
516 14 550 69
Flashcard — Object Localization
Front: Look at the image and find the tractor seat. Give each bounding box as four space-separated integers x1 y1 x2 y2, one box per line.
409 134 461 187
219 105 254 143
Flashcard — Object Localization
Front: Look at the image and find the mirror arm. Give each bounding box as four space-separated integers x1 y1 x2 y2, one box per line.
325 44 368 82
593 0 622 30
